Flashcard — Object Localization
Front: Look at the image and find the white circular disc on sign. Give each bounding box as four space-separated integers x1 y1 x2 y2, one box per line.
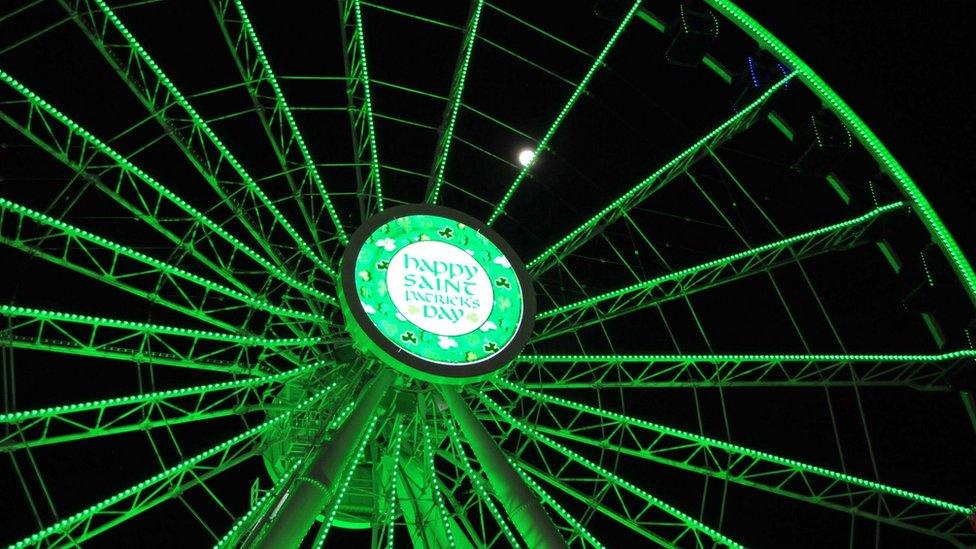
386 240 493 337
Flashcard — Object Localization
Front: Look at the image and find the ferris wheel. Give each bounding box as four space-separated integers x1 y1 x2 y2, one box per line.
1 0 975 547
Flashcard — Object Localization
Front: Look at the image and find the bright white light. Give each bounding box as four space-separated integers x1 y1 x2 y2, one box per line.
518 149 535 167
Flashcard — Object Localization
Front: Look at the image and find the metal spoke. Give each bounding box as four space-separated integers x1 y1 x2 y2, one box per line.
0 362 322 450
338 0 384 218
486 1 642 226
526 72 796 274
532 202 904 343
492 379 976 546
0 68 333 309
512 351 975 390
61 0 339 283
476 390 741 548
426 0 485 205
211 0 349 246
0 197 322 327
8 384 335 548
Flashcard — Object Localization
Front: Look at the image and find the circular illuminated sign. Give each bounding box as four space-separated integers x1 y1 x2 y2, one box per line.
340 204 534 383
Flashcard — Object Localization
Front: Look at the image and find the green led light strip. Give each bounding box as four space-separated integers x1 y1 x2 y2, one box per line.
214 456 308 549
516 350 976 364
423 424 457 548
0 305 322 347
0 197 322 323
384 421 406 547
446 417 522 548
486 0 643 226
0 67 337 306
311 414 381 548
0 362 320 423
10 384 336 549
707 0 976 309
428 0 485 205
494 379 970 515
526 72 796 271
231 0 348 245
88 0 338 279
505 456 605 548
478 390 742 548
351 0 384 213
536 202 903 319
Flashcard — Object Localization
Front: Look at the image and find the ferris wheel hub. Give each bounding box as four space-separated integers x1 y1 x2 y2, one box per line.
339 204 535 384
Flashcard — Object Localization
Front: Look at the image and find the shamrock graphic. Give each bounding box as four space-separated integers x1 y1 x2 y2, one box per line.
358 270 371 281
437 336 458 350
401 331 418 344
495 276 511 289
465 351 478 361
376 260 390 270
437 227 454 239
375 237 396 251
493 256 512 269
483 341 500 353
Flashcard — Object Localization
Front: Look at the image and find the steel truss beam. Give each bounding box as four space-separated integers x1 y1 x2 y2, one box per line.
512 351 974 390
0 362 323 450
0 68 335 312
60 0 338 288
338 0 384 218
532 202 904 343
441 386 565 548
486 0 642 226
8 384 336 548
211 0 349 247
474 390 742 548
426 0 485 205
0 197 320 330
255 370 395 547
0 305 324 375
527 72 796 275
491 381 976 547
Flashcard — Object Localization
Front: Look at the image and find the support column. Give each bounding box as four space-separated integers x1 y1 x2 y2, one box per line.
440 386 567 548
254 369 395 547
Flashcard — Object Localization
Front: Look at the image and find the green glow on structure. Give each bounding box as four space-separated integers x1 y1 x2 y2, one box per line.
428 0 485 205
89 0 339 280
231 0 349 245
706 0 976 308
352 0 385 212
10 385 336 548
487 0 642 226
0 197 323 323
446 417 522 548
0 67 337 305
526 71 796 272
493 379 971 516
536 202 903 320
478 391 743 548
